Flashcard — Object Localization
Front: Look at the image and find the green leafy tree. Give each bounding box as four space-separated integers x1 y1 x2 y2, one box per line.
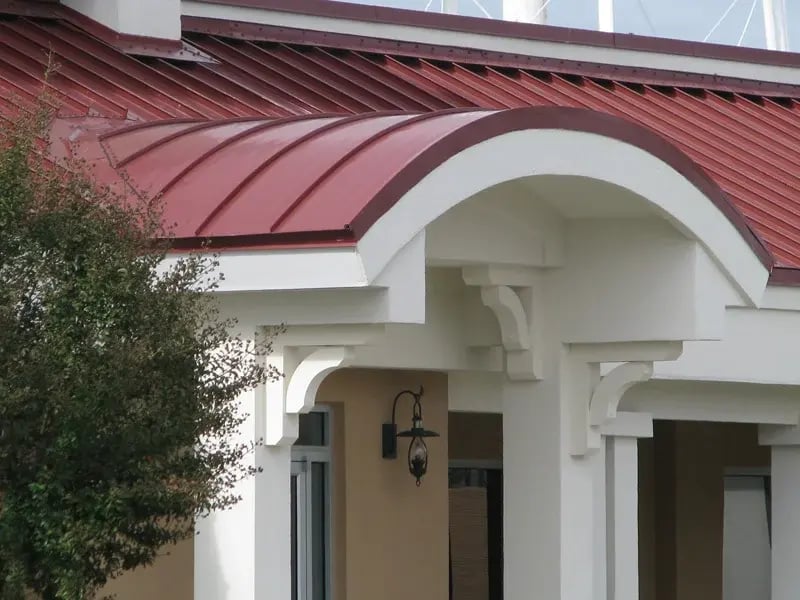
0 98 275 599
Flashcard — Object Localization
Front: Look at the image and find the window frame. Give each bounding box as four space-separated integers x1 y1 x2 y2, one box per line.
291 406 334 600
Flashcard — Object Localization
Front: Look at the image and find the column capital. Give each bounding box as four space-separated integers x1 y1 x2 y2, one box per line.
759 424 800 446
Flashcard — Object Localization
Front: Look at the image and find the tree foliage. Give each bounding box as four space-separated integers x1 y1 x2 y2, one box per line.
0 99 275 599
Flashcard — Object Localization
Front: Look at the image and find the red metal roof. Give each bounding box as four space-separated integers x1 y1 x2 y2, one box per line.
1 8 800 279
94 108 766 263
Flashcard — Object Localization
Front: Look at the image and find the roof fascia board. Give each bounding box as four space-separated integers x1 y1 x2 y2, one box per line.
181 17 800 98
762 284 800 311
160 246 368 292
182 0 800 87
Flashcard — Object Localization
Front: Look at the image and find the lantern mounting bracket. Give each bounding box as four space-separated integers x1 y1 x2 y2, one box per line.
382 386 425 459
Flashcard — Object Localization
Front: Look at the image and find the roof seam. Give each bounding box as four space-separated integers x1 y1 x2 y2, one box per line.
269 108 479 233
192 112 408 235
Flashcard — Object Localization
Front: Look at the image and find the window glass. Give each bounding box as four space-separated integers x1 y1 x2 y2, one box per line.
291 410 332 600
291 475 299 600
297 412 327 447
311 463 328 600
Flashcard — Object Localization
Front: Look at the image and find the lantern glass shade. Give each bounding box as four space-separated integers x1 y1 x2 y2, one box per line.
397 424 439 486
408 437 428 485
382 386 440 486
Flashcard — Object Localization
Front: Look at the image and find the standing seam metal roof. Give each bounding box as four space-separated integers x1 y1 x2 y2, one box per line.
0 8 798 279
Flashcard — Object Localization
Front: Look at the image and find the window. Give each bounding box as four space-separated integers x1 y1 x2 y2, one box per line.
448 461 503 600
292 410 332 600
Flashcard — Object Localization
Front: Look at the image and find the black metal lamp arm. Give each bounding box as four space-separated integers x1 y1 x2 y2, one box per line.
382 386 424 459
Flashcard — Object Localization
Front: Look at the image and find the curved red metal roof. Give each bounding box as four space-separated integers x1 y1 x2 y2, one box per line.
0 8 798 278
94 107 769 267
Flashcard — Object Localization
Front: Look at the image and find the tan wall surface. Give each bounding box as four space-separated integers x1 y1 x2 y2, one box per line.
641 421 769 600
97 537 193 600
318 369 449 600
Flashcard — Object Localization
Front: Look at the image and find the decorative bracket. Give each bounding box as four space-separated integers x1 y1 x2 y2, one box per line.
264 325 383 446
588 362 653 427
463 266 542 380
567 341 682 455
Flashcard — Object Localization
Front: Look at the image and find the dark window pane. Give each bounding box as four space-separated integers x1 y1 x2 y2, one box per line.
486 469 504 600
449 467 489 488
297 412 327 446
311 463 327 600
291 475 298 600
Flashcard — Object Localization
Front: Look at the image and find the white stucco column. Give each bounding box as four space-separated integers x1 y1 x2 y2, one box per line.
503 350 605 600
759 425 800 600
196 386 291 600
605 434 640 600
195 329 293 600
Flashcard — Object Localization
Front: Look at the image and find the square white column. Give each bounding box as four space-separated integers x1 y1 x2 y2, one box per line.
769 447 800 600
195 376 293 599
503 355 604 599
606 436 639 600
759 425 800 600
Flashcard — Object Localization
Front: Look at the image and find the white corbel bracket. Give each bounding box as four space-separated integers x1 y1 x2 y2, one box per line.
585 361 653 451
463 266 542 380
568 341 682 455
264 325 383 446
589 362 653 427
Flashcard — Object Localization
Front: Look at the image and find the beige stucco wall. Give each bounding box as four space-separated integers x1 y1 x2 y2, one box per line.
97 536 193 599
640 421 769 600
318 368 449 600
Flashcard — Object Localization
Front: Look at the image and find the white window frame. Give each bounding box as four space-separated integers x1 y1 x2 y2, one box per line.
291 406 333 600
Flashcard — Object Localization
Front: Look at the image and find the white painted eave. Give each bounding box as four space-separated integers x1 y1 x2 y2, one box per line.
183 0 800 87
162 246 369 292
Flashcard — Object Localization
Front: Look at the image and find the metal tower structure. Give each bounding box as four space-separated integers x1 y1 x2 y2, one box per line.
502 0 548 24
500 0 790 51
763 0 790 50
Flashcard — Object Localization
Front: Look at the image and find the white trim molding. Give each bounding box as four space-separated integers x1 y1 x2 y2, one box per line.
358 129 768 307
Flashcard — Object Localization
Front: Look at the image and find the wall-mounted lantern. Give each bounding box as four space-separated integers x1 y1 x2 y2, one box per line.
382 386 439 486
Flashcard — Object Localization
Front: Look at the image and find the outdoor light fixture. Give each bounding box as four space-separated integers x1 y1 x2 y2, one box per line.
382 386 439 486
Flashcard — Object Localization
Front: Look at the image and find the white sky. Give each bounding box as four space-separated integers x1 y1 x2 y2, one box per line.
336 0 798 50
